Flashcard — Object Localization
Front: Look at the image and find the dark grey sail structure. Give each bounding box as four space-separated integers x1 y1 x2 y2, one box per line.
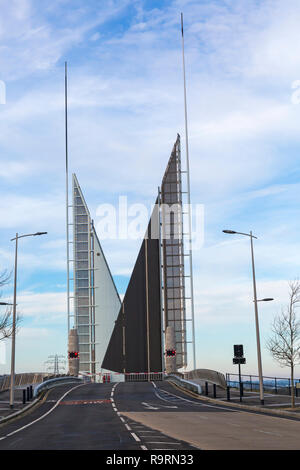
102 134 188 374
160 134 187 369
101 203 162 374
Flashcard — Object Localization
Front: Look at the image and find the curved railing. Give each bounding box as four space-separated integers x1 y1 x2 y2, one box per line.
165 374 202 394
185 369 227 389
33 376 83 398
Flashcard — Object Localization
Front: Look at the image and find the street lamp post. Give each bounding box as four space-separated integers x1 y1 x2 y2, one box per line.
223 229 273 406
9 231 47 409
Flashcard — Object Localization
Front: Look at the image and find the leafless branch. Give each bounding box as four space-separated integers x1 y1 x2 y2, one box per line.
266 279 300 407
0 269 21 340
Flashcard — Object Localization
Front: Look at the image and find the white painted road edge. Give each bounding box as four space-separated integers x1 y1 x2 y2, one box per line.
0 383 86 441
111 382 147 450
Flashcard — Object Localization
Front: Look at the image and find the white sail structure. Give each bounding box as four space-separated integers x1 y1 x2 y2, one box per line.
72 173 121 381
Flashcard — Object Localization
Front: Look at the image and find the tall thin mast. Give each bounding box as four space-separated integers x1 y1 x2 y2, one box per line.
65 61 70 333
181 13 196 371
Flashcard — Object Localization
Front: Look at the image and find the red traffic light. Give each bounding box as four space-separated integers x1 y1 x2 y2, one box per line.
68 351 79 359
166 349 176 357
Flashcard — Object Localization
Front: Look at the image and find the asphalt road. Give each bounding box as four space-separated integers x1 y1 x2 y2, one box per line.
0 380 299 450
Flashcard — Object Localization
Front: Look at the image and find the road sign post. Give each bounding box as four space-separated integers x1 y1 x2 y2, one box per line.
233 345 246 402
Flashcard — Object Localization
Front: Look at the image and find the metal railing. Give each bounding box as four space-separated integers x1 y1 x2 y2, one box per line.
125 372 165 382
226 373 300 395
34 376 84 398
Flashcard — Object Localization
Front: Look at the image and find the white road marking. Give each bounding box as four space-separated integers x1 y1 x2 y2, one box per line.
254 429 282 437
142 402 159 410
131 432 141 442
0 383 86 441
153 386 238 412
112 382 146 448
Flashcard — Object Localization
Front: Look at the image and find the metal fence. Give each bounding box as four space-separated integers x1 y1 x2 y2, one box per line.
0 373 49 392
125 372 164 382
226 373 300 395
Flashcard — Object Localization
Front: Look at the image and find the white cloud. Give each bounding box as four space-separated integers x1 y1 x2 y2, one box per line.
16 290 66 322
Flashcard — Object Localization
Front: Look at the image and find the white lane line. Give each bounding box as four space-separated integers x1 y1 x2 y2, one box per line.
153 386 238 412
142 402 159 410
0 383 86 441
254 429 282 437
112 382 144 447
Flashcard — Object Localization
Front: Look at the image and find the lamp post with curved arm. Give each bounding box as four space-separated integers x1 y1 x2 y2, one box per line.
223 229 273 406
9 231 47 409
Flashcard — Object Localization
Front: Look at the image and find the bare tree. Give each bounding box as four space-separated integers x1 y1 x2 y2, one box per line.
0 269 21 341
267 280 300 407
0 269 10 289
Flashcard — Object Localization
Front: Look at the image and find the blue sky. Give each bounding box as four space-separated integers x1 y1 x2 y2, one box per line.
1 0 300 378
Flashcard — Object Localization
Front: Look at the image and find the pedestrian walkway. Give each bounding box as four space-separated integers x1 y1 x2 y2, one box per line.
200 382 300 411
0 386 36 421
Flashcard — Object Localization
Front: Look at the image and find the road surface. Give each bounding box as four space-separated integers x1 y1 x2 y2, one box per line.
0 380 299 450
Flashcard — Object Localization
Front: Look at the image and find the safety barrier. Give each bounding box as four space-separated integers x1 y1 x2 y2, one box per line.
185 369 227 389
165 374 202 394
34 376 83 398
125 372 165 382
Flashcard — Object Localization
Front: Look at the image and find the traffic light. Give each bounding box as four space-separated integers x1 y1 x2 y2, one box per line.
68 351 79 359
166 349 176 357
234 345 244 358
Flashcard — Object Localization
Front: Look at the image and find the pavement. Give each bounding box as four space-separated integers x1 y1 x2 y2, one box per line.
201 382 300 410
0 380 299 449
0 386 36 420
